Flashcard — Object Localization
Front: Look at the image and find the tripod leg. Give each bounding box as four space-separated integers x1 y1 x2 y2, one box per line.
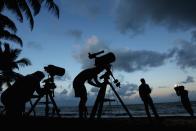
27 96 43 116
109 83 132 118
90 86 106 119
49 94 61 117
29 100 36 116
45 94 49 117
90 93 101 119
97 86 107 119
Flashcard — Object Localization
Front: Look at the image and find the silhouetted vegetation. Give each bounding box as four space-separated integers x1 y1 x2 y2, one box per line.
0 43 31 88
0 0 59 46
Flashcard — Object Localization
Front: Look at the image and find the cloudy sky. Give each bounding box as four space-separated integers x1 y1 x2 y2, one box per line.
2 0 196 106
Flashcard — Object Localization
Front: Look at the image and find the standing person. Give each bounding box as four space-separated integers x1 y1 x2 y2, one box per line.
139 78 159 118
73 66 105 119
174 85 194 116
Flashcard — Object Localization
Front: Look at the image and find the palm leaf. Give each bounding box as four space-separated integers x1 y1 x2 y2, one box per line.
0 29 23 46
44 0 59 18
0 41 2 53
4 0 23 22
0 0 4 12
28 0 41 15
18 0 34 30
0 13 17 33
16 58 32 67
12 48 22 59
7 46 22 61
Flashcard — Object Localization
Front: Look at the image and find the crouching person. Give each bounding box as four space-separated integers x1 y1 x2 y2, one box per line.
1 71 45 117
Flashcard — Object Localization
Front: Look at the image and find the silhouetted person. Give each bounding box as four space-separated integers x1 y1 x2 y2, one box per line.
1 71 45 117
139 78 159 118
174 85 194 117
73 66 105 119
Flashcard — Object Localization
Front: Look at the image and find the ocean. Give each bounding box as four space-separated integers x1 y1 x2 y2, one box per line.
21 101 196 118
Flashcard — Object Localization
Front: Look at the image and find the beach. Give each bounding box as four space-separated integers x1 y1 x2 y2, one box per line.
1 102 196 129
0 116 196 130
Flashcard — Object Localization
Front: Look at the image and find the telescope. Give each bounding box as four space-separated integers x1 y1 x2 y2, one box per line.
89 51 120 88
44 65 65 77
88 50 104 59
28 65 65 117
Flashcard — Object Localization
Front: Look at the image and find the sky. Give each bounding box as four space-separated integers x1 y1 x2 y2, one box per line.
1 0 196 106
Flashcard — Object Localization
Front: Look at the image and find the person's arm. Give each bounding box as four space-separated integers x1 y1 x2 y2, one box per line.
35 83 44 95
88 77 103 88
88 78 99 87
146 84 152 94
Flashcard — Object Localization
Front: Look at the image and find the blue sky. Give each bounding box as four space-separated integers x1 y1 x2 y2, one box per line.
1 0 196 106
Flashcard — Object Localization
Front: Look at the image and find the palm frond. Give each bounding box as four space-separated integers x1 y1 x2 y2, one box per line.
3 43 11 53
28 0 41 15
0 29 23 46
0 42 2 53
16 58 32 67
8 47 22 61
4 0 23 22
18 0 34 30
44 0 59 18
0 13 17 33
12 48 22 57
0 0 4 12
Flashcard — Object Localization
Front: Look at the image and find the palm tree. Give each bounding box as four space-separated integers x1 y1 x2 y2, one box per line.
0 43 31 88
0 14 23 46
1 0 59 30
0 0 59 47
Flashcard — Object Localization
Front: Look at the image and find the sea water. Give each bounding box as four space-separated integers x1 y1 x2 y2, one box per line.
21 101 196 118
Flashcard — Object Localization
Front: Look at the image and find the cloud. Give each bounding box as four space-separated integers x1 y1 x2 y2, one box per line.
181 76 195 84
60 0 102 17
26 41 43 50
116 0 196 35
66 29 83 39
114 49 173 72
54 71 71 81
158 86 169 88
73 35 174 72
60 89 68 95
173 33 196 69
73 35 110 69
191 30 196 42
118 83 138 97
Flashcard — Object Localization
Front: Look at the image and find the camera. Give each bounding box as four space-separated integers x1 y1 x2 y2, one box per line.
44 65 65 77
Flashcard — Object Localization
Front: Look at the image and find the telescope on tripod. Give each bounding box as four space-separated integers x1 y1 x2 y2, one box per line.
27 65 65 117
88 50 132 119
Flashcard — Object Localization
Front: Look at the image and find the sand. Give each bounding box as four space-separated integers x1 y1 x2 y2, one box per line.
0 116 196 130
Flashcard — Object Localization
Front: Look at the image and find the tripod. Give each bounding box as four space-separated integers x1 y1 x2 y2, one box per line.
90 72 132 119
27 76 61 117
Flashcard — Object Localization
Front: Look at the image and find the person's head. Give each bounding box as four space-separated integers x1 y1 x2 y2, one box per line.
174 85 185 96
140 78 146 84
31 71 45 81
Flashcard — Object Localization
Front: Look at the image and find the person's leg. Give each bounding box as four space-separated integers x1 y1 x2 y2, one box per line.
78 86 87 118
143 100 151 118
79 95 87 118
182 100 194 117
148 97 159 118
